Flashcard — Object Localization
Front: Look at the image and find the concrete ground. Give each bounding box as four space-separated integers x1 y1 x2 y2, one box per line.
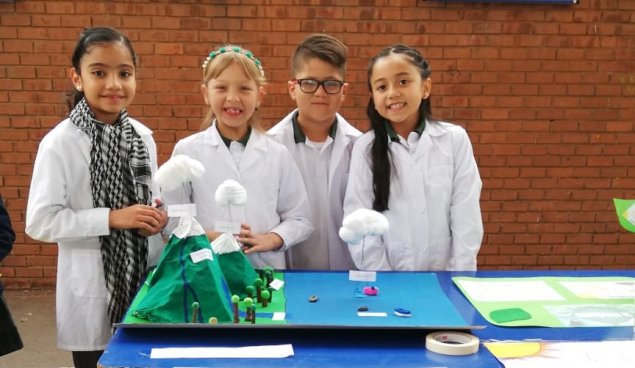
1 289 73 368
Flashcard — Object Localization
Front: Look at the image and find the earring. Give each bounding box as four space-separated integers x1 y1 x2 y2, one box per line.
76 86 83 92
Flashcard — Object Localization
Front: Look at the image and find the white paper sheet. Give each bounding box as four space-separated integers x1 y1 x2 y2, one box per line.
456 279 565 302
559 280 635 299
151 344 294 359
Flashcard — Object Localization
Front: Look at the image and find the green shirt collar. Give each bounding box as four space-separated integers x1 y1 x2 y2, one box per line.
385 114 426 142
219 126 251 148
291 111 337 144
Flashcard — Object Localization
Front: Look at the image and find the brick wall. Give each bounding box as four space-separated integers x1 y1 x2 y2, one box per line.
1 0 634 289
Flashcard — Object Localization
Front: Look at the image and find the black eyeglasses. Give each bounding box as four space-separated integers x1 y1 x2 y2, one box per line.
294 79 344 94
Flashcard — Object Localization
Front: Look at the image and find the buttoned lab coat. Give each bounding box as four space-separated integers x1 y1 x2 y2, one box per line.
268 111 361 270
344 121 483 271
162 123 313 269
25 119 164 351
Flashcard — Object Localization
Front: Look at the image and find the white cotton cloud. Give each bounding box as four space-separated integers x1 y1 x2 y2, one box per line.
211 233 241 254
155 155 205 191
215 179 247 206
339 208 389 244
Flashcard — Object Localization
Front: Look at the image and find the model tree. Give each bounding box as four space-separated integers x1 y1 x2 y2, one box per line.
254 277 263 303
261 290 270 308
243 297 254 322
231 295 240 323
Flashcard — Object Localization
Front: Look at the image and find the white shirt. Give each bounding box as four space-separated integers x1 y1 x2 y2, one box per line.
268 110 362 270
162 122 313 269
344 120 484 271
25 118 163 351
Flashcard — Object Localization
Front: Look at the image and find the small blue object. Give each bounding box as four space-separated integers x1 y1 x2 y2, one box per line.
394 307 412 317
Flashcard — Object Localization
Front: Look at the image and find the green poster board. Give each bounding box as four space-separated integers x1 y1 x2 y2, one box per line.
614 198 635 233
453 276 635 327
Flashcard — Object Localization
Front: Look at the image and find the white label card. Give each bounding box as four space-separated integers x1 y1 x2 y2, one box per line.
272 312 286 321
357 312 387 317
167 203 197 218
215 220 241 234
190 248 213 264
269 279 284 290
349 270 377 282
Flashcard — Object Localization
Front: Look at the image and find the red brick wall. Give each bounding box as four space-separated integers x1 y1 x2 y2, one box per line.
1 0 634 288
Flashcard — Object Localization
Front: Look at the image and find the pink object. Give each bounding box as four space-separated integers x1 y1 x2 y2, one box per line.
363 286 379 296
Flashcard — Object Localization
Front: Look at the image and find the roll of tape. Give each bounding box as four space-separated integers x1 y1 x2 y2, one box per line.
425 332 479 356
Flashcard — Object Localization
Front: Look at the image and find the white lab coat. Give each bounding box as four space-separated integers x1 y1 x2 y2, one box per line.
162 123 313 269
25 118 164 351
344 121 483 271
268 110 361 270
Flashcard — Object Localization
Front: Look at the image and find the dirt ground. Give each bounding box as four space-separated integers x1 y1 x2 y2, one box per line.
0 289 73 368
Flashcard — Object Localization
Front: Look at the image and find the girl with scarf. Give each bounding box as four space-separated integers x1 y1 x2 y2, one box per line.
26 27 167 368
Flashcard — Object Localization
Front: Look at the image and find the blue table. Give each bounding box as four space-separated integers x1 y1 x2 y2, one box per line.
99 270 635 368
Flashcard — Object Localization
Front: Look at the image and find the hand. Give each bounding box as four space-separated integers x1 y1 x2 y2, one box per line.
236 223 283 254
109 204 167 236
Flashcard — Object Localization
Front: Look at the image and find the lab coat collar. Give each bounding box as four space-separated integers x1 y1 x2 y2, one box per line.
291 110 338 143
130 118 153 137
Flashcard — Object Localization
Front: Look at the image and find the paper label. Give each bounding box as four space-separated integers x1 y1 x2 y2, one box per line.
167 203 197 218
272 312 286 321
190 248 213 264
357 312 387 317
349 270 377 282
269 279 284 290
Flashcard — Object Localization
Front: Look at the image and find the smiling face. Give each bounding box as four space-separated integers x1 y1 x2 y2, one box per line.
288 57 347 128
369 53 431 134
70 42 136 124
201 61 263 139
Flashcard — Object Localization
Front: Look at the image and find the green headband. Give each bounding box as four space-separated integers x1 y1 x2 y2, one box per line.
202 45 264 77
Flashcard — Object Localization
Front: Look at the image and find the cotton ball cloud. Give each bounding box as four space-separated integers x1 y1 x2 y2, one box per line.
155 155 205 191
339 208 389 244
215 179 247 206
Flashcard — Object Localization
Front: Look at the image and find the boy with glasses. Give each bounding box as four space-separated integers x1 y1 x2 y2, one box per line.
268 34 361 270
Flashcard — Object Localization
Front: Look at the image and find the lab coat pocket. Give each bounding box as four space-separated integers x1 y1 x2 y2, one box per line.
70 248 107 298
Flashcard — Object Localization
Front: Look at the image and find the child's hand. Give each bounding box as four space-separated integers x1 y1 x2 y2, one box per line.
237 223 283 254
109 204 166 236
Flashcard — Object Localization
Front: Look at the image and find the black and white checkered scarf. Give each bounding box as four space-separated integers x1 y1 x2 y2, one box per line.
70 98 152 326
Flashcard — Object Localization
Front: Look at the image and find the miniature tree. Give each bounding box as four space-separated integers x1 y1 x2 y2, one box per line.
254 278 263 303
191 301 200 323
267 286 275 302
261 290 270 308
243 298 254 322
264 269 273 286
231 295 240 323
246 285 255 299
265 266 274 286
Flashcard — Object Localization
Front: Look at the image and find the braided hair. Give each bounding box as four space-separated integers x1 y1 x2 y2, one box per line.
367 45 433 211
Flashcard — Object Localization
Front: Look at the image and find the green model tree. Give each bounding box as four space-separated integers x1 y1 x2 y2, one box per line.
254 277 263 303
231 295 240 323
261 290 270 308
243 297 254 322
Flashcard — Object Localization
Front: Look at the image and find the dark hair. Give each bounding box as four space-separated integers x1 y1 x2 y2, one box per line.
367 45 433 211
291 33 347 76
66 27 138 112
